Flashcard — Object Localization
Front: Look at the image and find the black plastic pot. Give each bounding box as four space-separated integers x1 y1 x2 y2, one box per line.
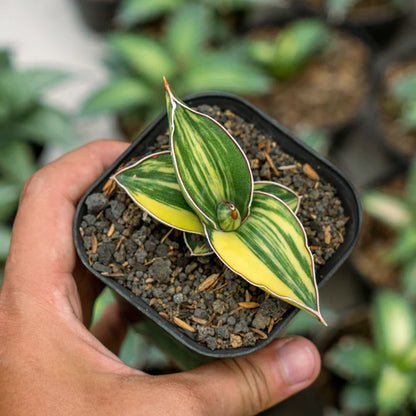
73 92 362 363
293 0 409 48
74 0 120 33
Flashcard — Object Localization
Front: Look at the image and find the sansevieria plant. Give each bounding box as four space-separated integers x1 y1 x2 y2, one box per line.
113 79 326 324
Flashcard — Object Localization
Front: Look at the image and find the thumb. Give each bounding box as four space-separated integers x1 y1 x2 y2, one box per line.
178 336 321 416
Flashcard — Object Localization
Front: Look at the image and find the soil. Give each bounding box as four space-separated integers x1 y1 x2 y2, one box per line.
80 105 348 351
379 58 416 157
302 0 402 21
351 177 404 287
249 30 369 133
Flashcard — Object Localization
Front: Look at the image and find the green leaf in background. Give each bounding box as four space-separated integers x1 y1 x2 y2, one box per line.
0 225 12 262
165 4 211 67
373 291 416 360
361 191 411 230
253 181 300 213
248 39 277 68
82 78 153 115
184 52 270 95
91 287 115 326
117 0 182 27
114 151 204 234
406 161 416 209
205 191 325 323
0 49 12 71
0 142 37 186
19 68 69 94
109 33 176 84
388 228 416 264
0 183 21 222
341 384 377 415
325 336 379 381
166 80 253 229
376 363 414 415
297 130 331 156
401 101 416 131
401 259 416 301
184 232 213 256
391 73 416 103
271 19 331 80
20 106 75 146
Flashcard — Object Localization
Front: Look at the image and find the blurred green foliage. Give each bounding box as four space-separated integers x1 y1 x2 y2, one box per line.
249 19 331 80
361 162 416 300
0 49 75 265
326 291 416 415
390 72 416 132
83 3 271 135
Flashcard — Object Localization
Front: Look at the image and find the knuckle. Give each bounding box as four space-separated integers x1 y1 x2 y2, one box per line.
169 379 209 416
21 169 48 199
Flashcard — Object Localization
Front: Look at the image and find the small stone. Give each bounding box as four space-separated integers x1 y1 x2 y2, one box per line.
83 214 97 225
182 285 191 295
252 312 270 330
206 336 217 351
259 298 281 320
85 193 108 214
109 200 125 220
144 239 157 253
173 293 184 304
197 326 215 340
178 272 187 282
230 334 243 348
136 271 144 278
96 243 115 265
212 299 228 315
234 320 249 334
113 248 126 264
243 332 256 347
203 292 214 303
135 250 147 264
185 262 198 274
149 258 171 283
131 226 151 245
152 287 164 298
216 325 230 340
260 162 271 179
155 244 169 257
83 236 93 250
194 308 208 319
92 262 112 273
227 316 236 326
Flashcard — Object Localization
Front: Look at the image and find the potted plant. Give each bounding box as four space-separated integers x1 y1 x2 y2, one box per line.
293 0 411 46
0 49 75 266
374 45 416 162
247 19 370 143
82 3 271 139
74 80 361 365
325 290 416 415
352 163 416 297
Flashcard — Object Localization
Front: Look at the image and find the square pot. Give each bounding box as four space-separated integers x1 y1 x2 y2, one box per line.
74 92 362 363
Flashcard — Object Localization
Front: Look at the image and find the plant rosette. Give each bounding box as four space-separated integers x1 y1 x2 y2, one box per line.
375 46 416 162
247 19 370 143
74 84 361 359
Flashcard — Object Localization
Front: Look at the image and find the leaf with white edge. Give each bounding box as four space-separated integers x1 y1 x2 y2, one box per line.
184 233 213 256
373 291 416 360
361 191 411 230
113 151 203 234
165 79 253 230
254 181 300 213
205 191 325 323
325 336 379 381
109 33 175 84
83 78 153 115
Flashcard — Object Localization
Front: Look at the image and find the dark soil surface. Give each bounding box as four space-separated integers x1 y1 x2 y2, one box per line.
303 0 402 20
249 30 369 133
80 105 347 350
351 177 404 287
379 58 416 157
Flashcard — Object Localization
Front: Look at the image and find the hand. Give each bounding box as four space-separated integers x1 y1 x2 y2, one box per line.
0 140 321 416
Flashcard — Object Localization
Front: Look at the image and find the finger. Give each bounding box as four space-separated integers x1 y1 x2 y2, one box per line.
175 336 321 416
90 302 129 355
5 140 129 290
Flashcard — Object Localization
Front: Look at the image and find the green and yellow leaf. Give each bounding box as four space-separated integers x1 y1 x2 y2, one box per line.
184 232 213 256
254 181 300 213
205 191 324 323
165 78 253 230
113 151 203 234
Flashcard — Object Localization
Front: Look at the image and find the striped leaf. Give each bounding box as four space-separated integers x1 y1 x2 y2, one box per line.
205 191 325 323
165 79 253 230
184 233 213 256
254 181 300 213
113 151 203 234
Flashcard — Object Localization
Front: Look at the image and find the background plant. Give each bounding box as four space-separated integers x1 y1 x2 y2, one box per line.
0 49 75 265
361 162 416 300
83 3 270 138
325 290 416 415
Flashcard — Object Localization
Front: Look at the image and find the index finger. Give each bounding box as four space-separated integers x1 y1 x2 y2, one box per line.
5 140 129 290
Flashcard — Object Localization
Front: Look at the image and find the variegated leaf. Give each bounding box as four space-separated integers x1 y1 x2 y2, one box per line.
254 181 300 213
205 191 325 323
165 78 253 230
113 151 204 234
184 232 213 256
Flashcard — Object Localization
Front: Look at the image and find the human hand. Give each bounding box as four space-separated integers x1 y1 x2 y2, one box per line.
0 140 321 416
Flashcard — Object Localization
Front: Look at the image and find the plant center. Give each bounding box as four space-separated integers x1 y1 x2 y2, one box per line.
216 201 241 231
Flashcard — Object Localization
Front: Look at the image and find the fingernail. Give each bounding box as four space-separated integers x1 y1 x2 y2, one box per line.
275 337 316 386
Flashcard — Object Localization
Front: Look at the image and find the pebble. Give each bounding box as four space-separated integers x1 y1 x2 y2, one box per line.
155 244 169 257
92 262 112 273
85 193 108 214
149 258 171 283
96 243 115 265
234 320 249 334
212 299 228 314
252 312 270 330
173 293 184 304
131 226 151 245
216 325 230 340
135 250 147 264
243 332 257 347
206 336 218 350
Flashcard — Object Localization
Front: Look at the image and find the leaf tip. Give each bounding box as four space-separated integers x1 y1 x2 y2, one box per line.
163 77 172 95
316 311 328 326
